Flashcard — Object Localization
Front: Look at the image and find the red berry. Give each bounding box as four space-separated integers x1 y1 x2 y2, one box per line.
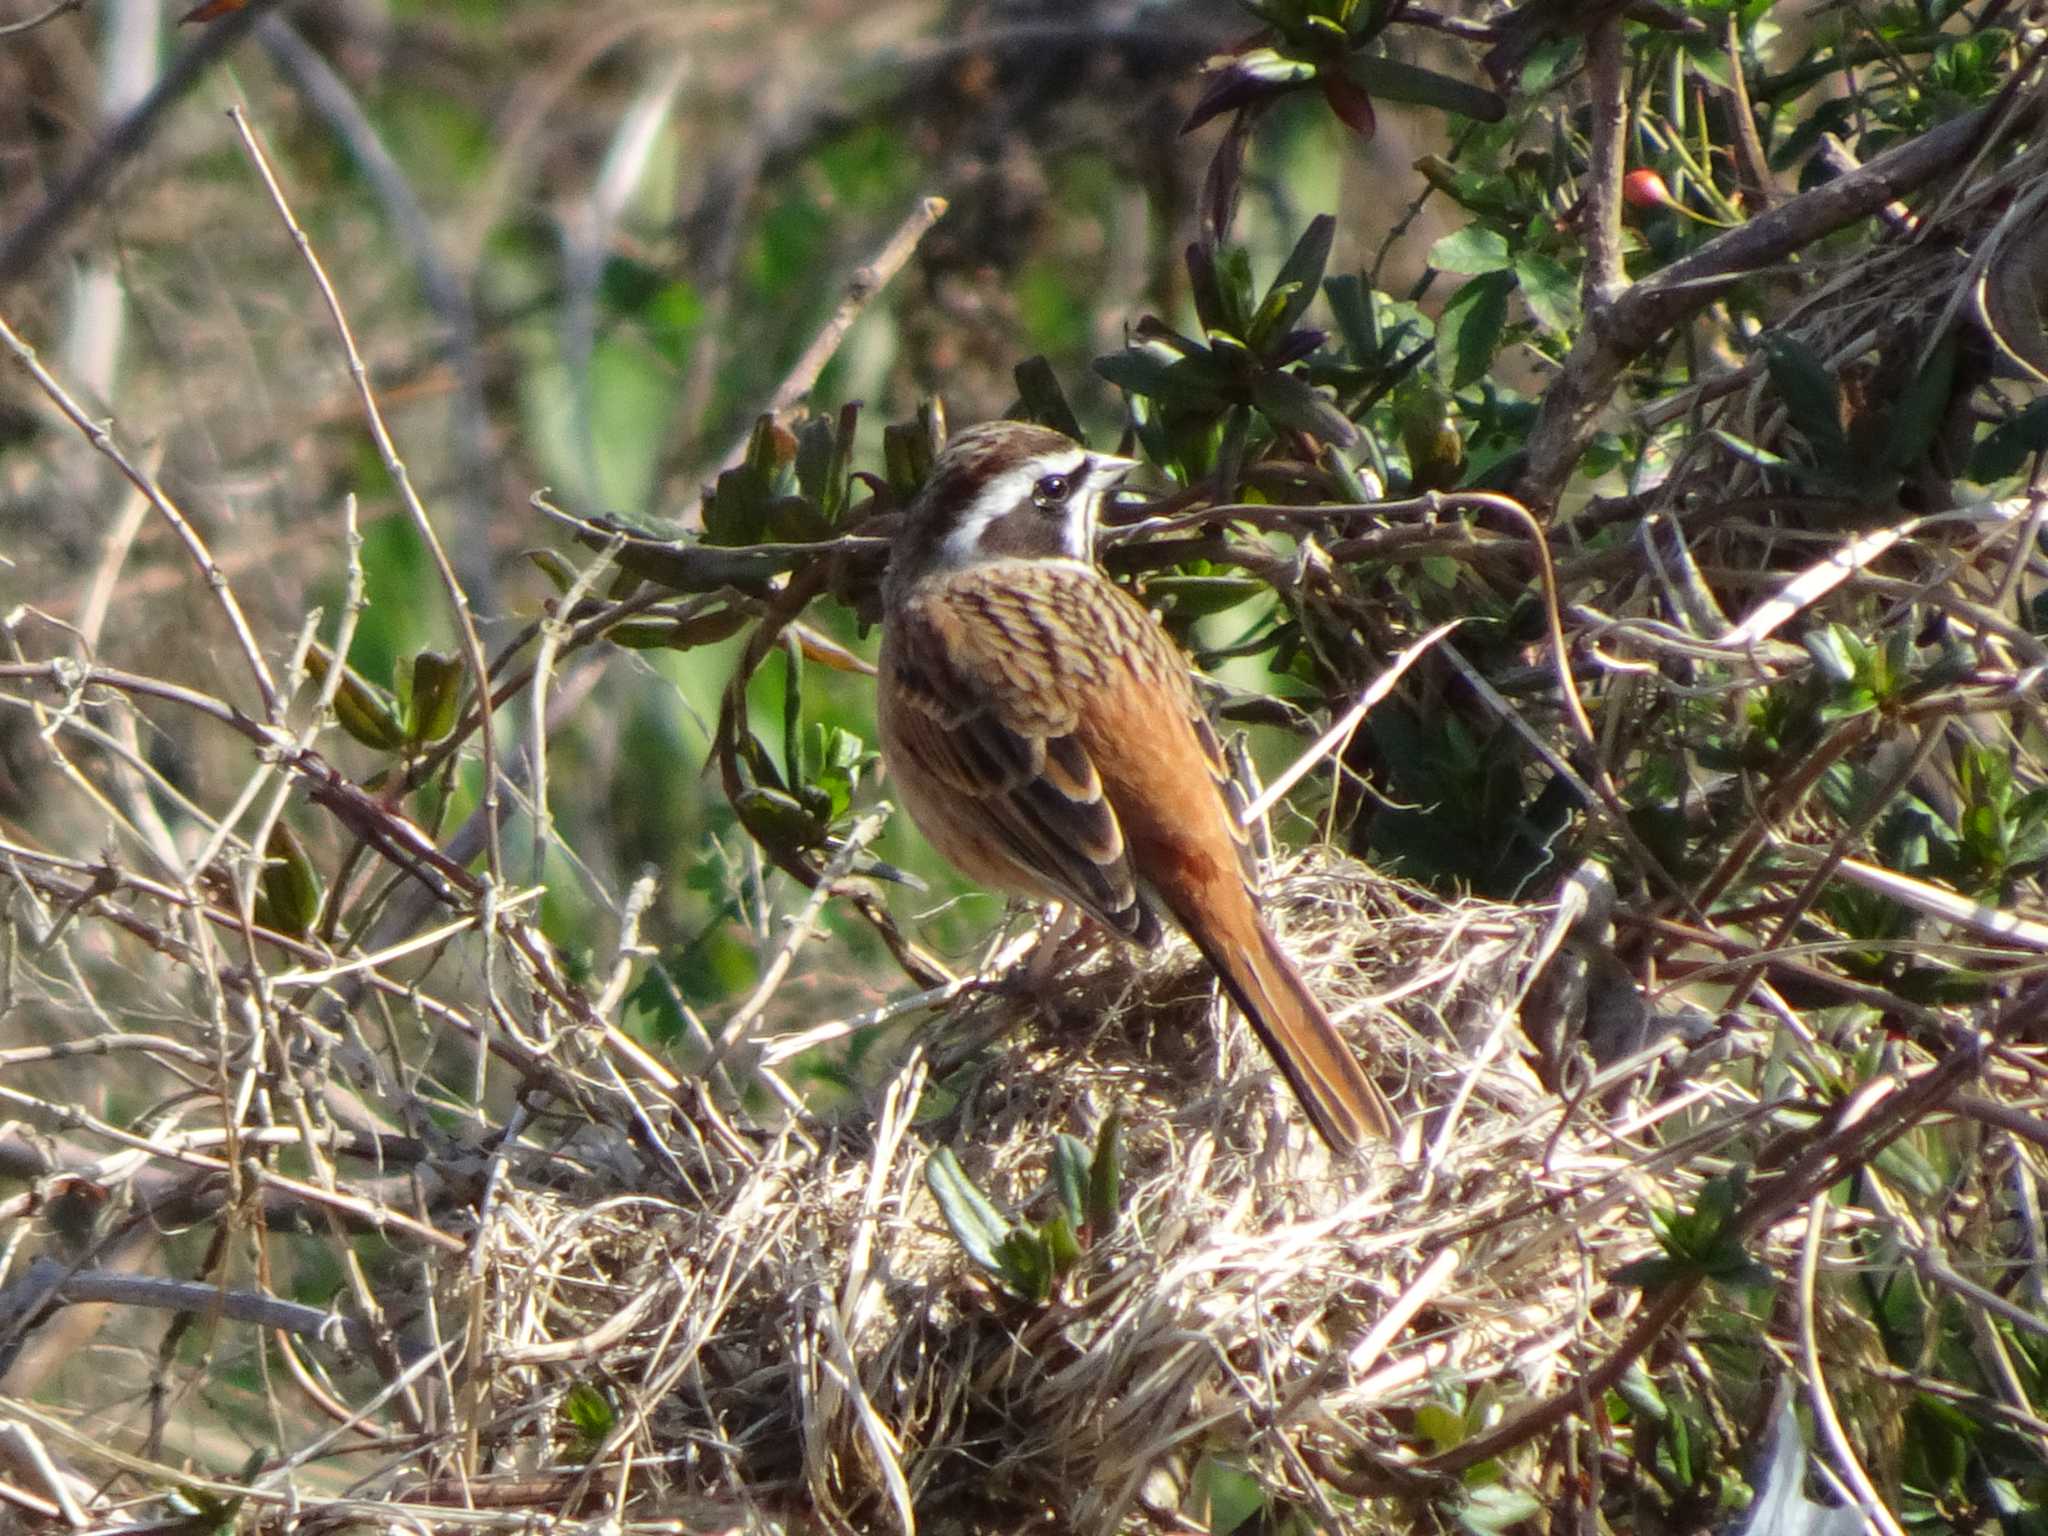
1623 167 1675 210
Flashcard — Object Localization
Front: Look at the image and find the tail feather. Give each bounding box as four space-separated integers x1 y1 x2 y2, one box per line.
1190 916 1396 1152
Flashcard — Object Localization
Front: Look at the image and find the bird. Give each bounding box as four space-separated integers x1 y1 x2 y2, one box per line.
874 418 1397 1152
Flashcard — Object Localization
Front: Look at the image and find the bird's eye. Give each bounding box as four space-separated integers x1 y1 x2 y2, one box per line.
1031 472 1072 509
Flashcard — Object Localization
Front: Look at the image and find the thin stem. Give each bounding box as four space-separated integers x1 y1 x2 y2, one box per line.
228 106 509 891
0 313 283 719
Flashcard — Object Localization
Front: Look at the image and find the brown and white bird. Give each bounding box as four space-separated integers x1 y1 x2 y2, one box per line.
876 420 1396 1152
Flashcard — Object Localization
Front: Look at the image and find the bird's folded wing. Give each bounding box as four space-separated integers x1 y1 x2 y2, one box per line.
886 584 1153 939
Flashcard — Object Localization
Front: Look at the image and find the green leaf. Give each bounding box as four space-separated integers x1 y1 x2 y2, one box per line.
1343 53 1506 120
605 607 748 651
1459 1486 1544 1535
1414 1401 1468 1450
1627 1170 1771 1290
1969 397 2048 481
1323 273 1382 362
304 644 407 753
1186 242 1226 336
793 414 836 507
1802 622 1862 686
702 462 775 546
1762 334 1848 469
1212 245 1258 337
1014 356 1085 441
1251 370 1357 444
1245 281 1307 356
1679 32 1734 89
403 650 463 747
823 401 859 522
1087 1109 1122 1237
1094 344 1235 410
1512 250 1579 334
1147 574 1266 617
562 1381 615 1451
1880 331 1959 474
781 632 805 804
1041 1209 1082 1275
1051 1133 1091 1229
1232 46 1318 87
1519 37 1577 93
883 410 943 498
1255 214 1336 349
258 823 323 938
926 1148 1011 1276
1612 1254 1684 1290
995 1227 1054 1302
1437 270 1513 391
525 547 579 594
1091 345 1177 399
1430 224 1512 276
1199 1459 1267 1536
732 785 827 852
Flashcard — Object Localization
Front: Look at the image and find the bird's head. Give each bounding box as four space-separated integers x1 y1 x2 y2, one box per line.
884 420 1139 598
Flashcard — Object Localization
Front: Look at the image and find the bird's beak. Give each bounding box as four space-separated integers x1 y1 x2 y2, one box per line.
1093 453 1142 486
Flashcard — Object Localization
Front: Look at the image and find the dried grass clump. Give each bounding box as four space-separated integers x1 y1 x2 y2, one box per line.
435 853 1729 1533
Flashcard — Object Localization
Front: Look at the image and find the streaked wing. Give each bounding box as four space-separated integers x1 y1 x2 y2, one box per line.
884 568 1154 938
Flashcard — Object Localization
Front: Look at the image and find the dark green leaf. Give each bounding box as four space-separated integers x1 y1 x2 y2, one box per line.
1186 242 1225 335
732 785 827 852
823 400 860 521
793 415 836 505
1437 270 1513 391
1087 1109 1122 1238
1708 428 1792 469
882 420 932 498
404 650 463 746
305 644 407 752
1146 574 1266 617
258 823 323 938
1014 357 1085 440
525 547 579 594
702 463 774 546
1323 273 1382 362
1880 331 1959 474
1255 214 1336 349
995 1228 1054 1302
1762 334 1849 469
1970 397 2048 481
766 494 832 543
1251 370 1357 444
1212 245 1258 337
1343 53 1506 120
1093 345 1178 398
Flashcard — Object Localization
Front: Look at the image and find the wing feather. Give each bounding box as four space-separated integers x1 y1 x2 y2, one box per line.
882 573 1152 938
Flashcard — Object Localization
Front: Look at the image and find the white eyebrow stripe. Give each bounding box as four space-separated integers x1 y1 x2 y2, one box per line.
938 450 1092 566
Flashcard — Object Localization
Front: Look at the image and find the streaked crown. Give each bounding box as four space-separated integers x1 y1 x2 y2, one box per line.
885 421 1137 600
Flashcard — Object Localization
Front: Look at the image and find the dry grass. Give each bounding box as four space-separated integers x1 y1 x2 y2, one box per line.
55 849 1753 1536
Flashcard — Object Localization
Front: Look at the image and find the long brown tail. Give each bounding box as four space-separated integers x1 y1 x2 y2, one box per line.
1182 899 1397 1152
